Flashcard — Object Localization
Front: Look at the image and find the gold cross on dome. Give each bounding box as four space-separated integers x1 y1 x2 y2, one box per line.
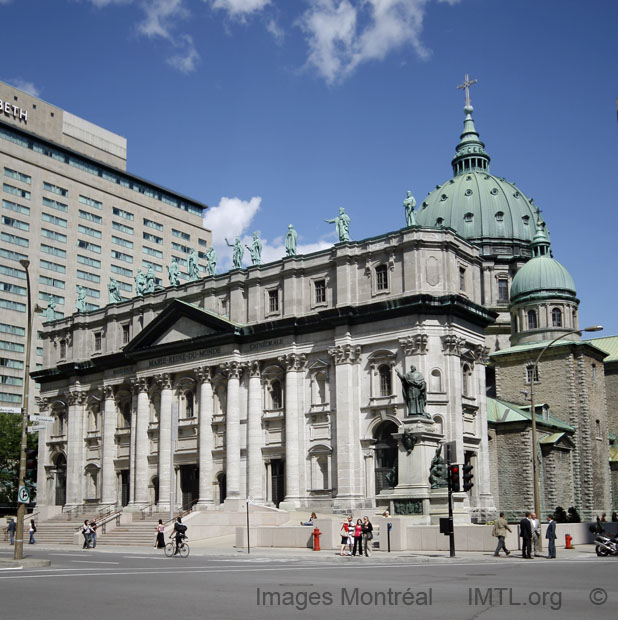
457 73 478 107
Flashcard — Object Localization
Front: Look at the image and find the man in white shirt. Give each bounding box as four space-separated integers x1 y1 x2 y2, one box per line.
530 512 541 557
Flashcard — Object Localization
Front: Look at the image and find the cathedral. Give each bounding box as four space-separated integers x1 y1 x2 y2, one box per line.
33 84 616 522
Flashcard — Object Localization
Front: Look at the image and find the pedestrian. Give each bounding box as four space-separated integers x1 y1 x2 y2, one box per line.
383 509 390 518
352 519 363 556
362 516 373 557
82 520 92 549
339 516 352 556
300 512 317 526
347 516 355 556
519 511 532 559
28 519 36 544
155 519 165 548
601 513 607 522
492 512 511 557
7 518 16 545
530 512 541 557
545 514 557 558
90 520 97 548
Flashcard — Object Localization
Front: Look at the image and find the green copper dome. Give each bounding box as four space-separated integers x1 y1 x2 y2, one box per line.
510 220 577 303
415 104 541 252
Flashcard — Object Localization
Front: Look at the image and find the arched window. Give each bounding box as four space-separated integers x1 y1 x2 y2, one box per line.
375 264 388 291
120 401 131 428
270 380 282 409
378 364 392 397
551 307 562 327
184 390 194 418
462 363 472 397
430 369 443 393
527 310 538 330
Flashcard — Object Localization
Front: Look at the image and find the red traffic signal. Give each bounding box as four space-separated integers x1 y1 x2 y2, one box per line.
449 464 460 492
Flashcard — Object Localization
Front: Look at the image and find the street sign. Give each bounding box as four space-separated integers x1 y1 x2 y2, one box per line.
18 486 30 504
27 425 45 433
0 406 22 414
29 414 54 423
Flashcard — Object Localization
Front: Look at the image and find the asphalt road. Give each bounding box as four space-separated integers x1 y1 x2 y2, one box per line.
0 547 616 620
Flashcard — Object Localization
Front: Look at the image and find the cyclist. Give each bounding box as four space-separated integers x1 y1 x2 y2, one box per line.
171 516 187 555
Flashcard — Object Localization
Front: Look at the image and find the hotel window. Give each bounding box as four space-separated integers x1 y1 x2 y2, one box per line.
314 279 326 304
112 250 133 263
198 238 208 247
78 240 101 254
497 278 509 303
172 229 190 241
0 340 25 353
112 235 134 249
0 323 25 336
143 232 163 245
112 221 133 235
376 264 388 291
3 199 30 215
79 209 102 224
142 259 162 272
0 358 24 369
1 232 28 247
3 183 30 200
143 218 163 231
42 197 68 212
171 241 190 253
112 207 134 221
42 228 67 243
268 289 279 313
77 270 100 284
42 244 66 258
551 307 562 327
77 254 101 268
42 212 67 228
2 215 29 231
0 392 22 403
111 264 132 277
0 248 28 262
0 375 23 386
527 310 538 330
86 303 99 312
93 332 102 353
0 281 27 295
43 181 68 197
0 265 26 279
39 292 64 305
117 281 132 292
39 275 65 289
78 224 102 239
142 246 163 259
0 299 26 312
4 168 31 184
79 195 102 209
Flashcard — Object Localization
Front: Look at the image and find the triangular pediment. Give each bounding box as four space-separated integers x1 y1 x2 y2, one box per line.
124 300 241 355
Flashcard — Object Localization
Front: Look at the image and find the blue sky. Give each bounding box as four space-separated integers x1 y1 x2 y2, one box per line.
1 0 617 336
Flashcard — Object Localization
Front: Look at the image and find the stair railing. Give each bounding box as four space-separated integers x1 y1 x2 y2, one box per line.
139 502 157 520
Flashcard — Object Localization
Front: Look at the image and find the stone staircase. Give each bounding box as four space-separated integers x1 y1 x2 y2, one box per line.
95 512 169 547
30 513 99 546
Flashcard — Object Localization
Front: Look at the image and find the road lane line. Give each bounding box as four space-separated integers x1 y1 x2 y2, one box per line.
70 560 120 564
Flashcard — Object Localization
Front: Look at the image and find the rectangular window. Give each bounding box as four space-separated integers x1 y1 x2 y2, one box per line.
198 238 208 247
0 392 22 403
122 324 130 344
526 366 539 384
41 228 67 243
0 248 28 262
0 299 26 312
143 218 163 231
80 285 100 299
0 358 24 370
38 292 64 306
112 207 134 221
36 347 43 356
498 279 509 303
2 215 29 231
39 275 65 289
43 181 68 197
77 254 101 269
79 209 103 224
78 224 102 239
143 232 163 245
93 332 102 352
172 229 190 241
459 266 466 291
111 264 132 277
0 323 25 337
112 235 134 249
3 183 30 200
79 194 102 209
42 196 68 212
77 240 101 254
117 280 132 292
314 279 326 304
173 256 187 267
3 199 30 215
376 265 388 291
112 221 134 235
42 212 67 228
1 232 28 247
0 281 27 296
142 246 163 259
141 259 162 272
0 265 26 280
85 302 99 312
268 289 279 313
41 244 66 259
0 340 25 353
171 241 190 254
77 270 100 284
40 259 66 274
0 375 23 386
111 250 133 263
4 168 31 184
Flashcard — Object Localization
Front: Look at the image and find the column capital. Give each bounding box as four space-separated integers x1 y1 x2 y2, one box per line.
441 334 466 356
103 385 115 400
130 377 150 394
220 360 243 380
67 390 86 406
243 360 262 378
399 333 429 356
328 344 361 365
278 353 306 372
36 396 49 412
155 372 173 390
194 366 213 384
469 344 490 365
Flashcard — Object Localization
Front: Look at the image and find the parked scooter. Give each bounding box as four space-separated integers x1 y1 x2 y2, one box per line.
594 532 618 556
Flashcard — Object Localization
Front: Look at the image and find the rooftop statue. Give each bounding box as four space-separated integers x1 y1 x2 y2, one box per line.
285 224 298 257
324 207 351 242
145 265 156 293
225 237 244 270
75 286 87 313
205 246 217 276
108 278 122 304
135 268 146 297
403 190 417 227
43 300 56 322
245 231 262 266
167 256 180 287
396 364 429 418
188 249 200 281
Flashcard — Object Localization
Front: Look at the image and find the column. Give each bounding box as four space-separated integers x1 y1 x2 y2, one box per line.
131 377 150 507
195 366 214 508
224 361 242 502
35 397 49 507
156 373 173 511
279 353 305 509
66 389 86 506
246 361 264 503
101 386 118 506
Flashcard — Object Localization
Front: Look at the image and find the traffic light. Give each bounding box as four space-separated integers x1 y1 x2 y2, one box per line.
25 449 37 483
462 463 474 492
448 464 460 492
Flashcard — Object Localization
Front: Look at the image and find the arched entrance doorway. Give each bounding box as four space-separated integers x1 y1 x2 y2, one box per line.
217 472 226 504
374 421 398 495
54 454 67 506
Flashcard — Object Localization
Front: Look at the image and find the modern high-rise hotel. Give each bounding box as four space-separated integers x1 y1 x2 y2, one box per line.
0 81 210 409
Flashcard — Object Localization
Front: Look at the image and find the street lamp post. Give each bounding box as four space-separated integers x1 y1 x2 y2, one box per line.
14 259 34 561
528 324 603 552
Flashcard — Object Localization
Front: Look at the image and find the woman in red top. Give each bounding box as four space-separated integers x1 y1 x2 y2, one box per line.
352 519 364 556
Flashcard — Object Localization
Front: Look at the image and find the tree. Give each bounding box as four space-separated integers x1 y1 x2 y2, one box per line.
567 506 581 523
0 414 37 504
554 506 568 523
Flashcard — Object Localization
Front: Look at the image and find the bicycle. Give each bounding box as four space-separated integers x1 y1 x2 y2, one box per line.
164 535 190 558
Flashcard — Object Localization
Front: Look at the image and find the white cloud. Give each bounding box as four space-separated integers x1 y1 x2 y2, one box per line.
167 34 201 72
83 0 134 7
299 0 460 84
6 78 40 97
266 17 284 44
137 0 189 39
0 0 14 5
209 0 271 18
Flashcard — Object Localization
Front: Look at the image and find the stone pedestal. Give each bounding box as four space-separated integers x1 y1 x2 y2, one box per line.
428 488 471 524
